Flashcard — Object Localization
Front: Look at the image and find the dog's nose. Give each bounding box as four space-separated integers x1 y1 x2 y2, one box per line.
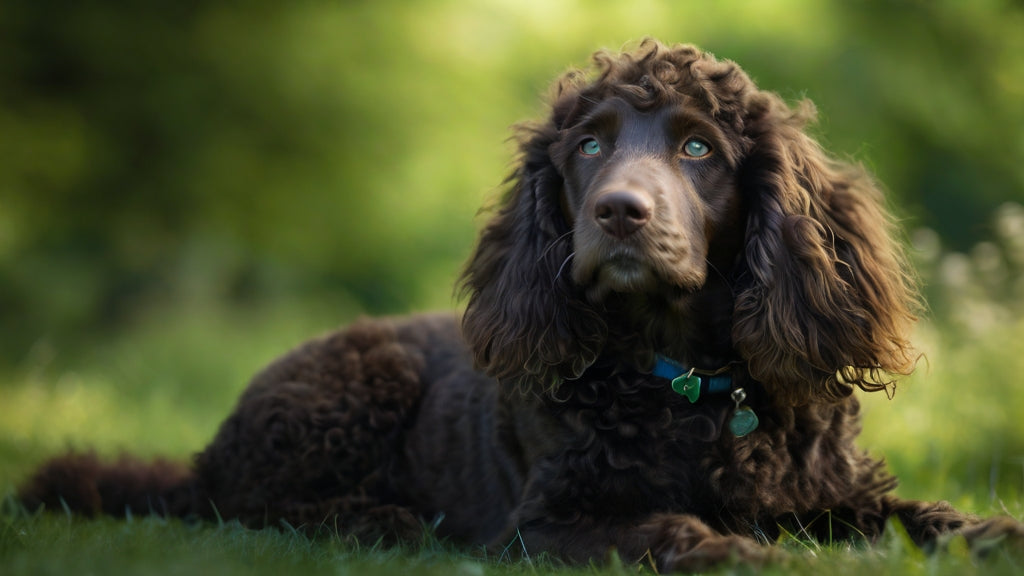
594 190 652 239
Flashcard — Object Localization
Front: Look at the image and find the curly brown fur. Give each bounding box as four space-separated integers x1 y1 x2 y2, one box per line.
19 40 1022 571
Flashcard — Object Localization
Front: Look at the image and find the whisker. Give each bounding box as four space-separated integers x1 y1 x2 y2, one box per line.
538 230 574 263
554 252 576 285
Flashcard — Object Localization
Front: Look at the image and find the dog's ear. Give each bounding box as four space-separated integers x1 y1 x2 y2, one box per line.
733 95 920 405
459 125 605 395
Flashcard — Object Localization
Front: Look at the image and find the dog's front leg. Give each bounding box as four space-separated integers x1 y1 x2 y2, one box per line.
883 496 1024 553
493 511 774 571
627 513 776 571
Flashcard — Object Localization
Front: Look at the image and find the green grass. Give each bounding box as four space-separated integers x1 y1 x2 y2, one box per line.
2 299 1023 575
2 509 1022 576
0 512 527 576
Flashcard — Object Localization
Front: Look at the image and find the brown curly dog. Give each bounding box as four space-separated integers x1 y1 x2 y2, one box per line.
20 40 1023 571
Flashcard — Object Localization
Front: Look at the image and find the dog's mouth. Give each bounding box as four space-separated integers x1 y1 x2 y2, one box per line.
594 255 657 291
579 250 704 303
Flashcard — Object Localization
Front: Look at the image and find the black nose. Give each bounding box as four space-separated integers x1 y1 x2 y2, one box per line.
594 190 652 239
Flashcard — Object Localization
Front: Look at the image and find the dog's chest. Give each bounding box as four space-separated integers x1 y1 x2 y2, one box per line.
541 375 734 519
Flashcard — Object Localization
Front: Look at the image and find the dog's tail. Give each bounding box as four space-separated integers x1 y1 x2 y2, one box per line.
17 451 203 519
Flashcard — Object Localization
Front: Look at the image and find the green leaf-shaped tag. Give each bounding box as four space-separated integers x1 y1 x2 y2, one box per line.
671 374 701 403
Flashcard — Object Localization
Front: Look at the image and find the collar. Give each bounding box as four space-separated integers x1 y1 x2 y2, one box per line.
652 355 734 403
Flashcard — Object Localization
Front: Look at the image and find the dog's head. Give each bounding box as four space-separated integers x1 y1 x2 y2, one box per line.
553 96 747 306
461 40 919 405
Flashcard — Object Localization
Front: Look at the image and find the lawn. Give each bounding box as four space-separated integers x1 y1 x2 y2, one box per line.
2 298 1023 575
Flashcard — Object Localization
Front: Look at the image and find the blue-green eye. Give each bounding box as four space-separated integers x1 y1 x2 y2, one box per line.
682 138 711 158
579 138 601 157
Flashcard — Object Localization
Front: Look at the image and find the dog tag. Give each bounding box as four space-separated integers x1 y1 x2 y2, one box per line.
729 407 759 437
728 388 759 437
670 373 701 403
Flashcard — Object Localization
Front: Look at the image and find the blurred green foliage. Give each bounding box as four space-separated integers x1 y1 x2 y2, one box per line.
1 0 1023 366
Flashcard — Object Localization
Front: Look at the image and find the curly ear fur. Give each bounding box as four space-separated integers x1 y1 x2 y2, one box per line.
733 94 920 405
459 121 606 394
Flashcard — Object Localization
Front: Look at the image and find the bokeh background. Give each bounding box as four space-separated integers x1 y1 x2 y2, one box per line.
2 0 1023 511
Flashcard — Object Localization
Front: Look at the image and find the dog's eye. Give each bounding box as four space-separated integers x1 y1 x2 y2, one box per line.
682 138 711 158
579 138 602 157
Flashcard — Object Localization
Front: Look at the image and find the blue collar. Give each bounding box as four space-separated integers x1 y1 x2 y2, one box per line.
652 355 733 403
